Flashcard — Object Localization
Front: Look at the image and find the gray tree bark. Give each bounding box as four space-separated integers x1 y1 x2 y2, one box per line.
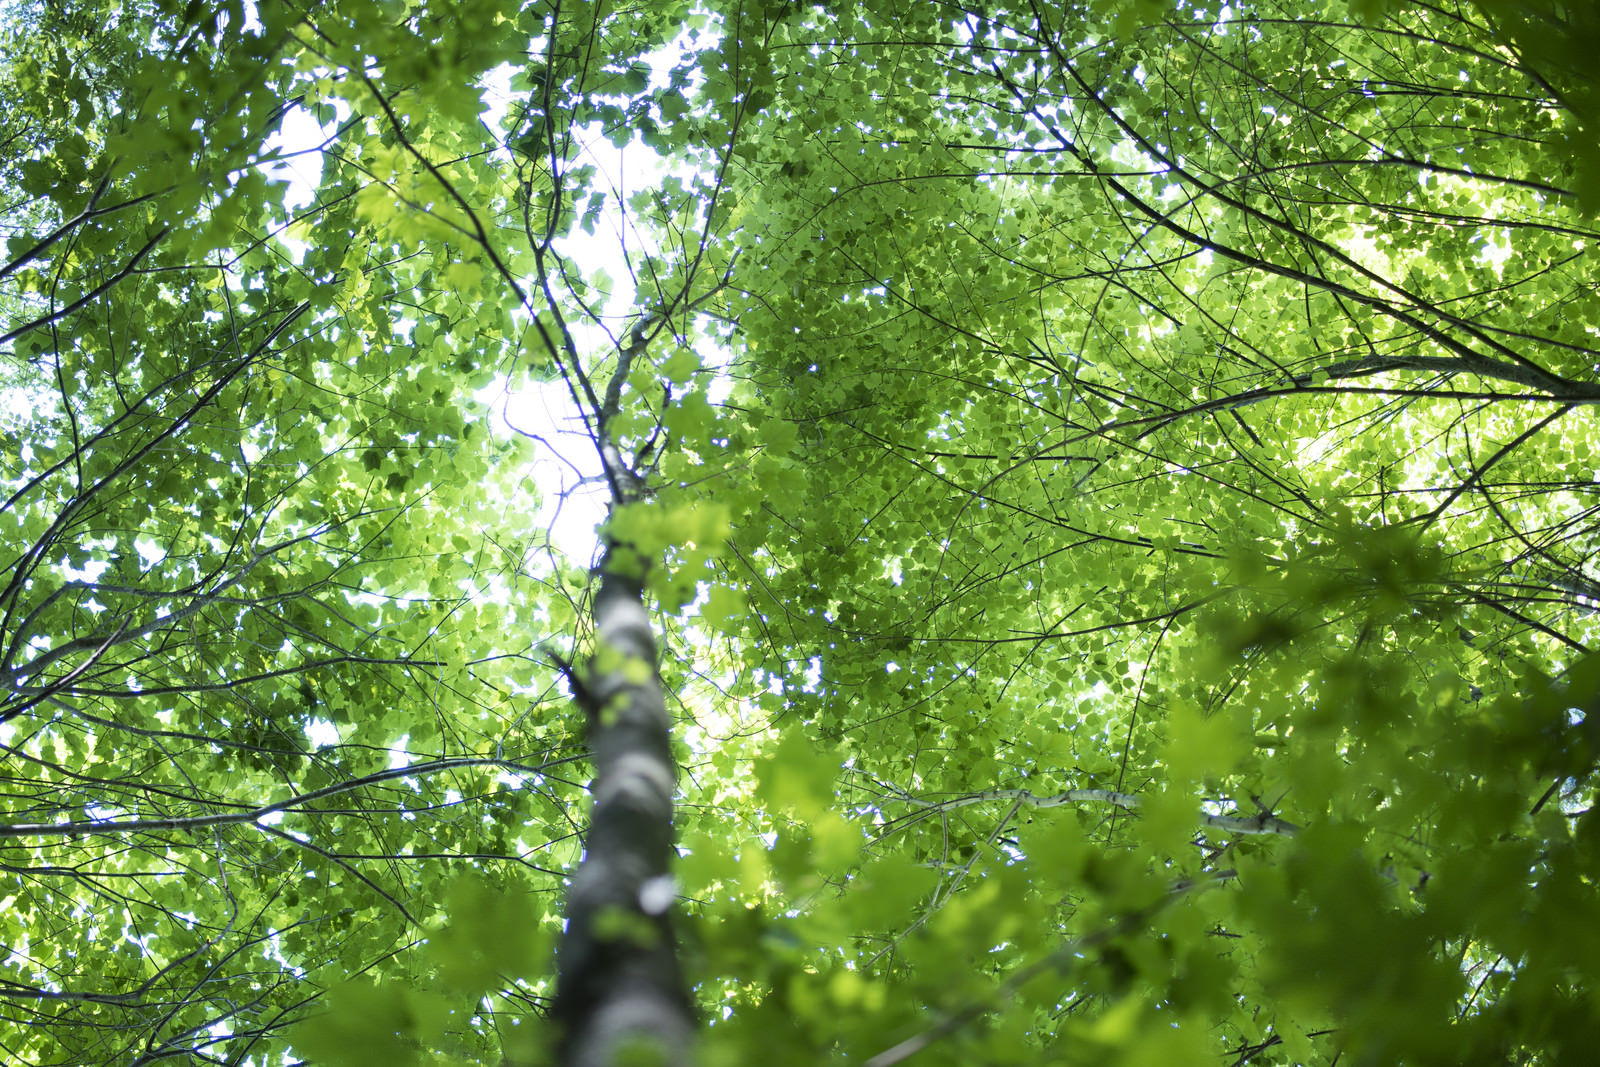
552 547 693 1067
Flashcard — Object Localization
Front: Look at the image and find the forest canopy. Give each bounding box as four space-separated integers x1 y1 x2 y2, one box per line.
2 0 1598 1065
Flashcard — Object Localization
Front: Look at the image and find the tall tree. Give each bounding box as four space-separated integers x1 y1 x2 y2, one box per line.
2 2 1597 1067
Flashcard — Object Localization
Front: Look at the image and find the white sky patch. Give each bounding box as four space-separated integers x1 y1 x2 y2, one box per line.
134 536 167 567
479 36 719 559
257 35 717 565
1476 229 1513 270
490 376 610 560
261 102 340 213
488 112 675 559
57 557 111 582
256 69 624 559
305 717 341 748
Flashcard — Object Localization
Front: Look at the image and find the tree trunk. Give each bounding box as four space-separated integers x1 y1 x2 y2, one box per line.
552 547 693 1067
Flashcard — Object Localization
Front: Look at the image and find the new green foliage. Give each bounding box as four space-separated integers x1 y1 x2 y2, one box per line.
2 0 1598 1064
696 0 1600 1062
